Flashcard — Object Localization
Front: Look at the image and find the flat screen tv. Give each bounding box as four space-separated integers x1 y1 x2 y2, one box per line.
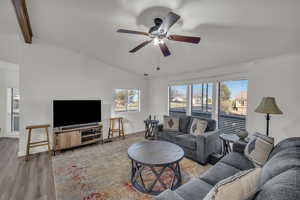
53 100 101 128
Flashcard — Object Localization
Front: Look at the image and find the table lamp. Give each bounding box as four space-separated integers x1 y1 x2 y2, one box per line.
255 97 283 136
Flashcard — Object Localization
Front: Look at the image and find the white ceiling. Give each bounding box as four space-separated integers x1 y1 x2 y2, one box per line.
1 0 300 76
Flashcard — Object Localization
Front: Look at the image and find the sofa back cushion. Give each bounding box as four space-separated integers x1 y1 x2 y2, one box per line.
254 167 300 200
268 137 300 159
179 115 191 133
189 116 216 132
259 146 300 187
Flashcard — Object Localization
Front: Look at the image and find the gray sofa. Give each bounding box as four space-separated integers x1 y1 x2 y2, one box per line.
155 116 221 164
154 137 300 200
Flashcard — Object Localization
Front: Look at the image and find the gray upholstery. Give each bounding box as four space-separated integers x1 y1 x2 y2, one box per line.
154 190 184 200
268 137 300 159
179 115 191 133
255 168 300 200
155 116 221 164
175 135 197 150
157 131 185 141
176 179 213 200
154 137 300 200
220 152 254 170
259 147 300 186
199 162 240 185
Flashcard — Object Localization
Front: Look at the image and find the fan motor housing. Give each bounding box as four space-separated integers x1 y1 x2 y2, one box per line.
149 18 164 37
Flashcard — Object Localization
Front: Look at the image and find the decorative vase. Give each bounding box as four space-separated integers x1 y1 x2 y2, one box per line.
236 130 249 141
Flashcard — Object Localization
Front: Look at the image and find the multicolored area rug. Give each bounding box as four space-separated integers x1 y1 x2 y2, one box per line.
52 133 211 200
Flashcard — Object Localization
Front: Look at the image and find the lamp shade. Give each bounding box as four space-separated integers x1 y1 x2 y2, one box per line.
255 97 283 114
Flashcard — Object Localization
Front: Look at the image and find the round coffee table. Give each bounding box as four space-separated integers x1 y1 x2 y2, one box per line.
128 140 184 195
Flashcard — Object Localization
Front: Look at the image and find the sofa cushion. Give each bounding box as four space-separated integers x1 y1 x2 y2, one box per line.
189 116 216 132
153 189 184 200
259 146 300 186
157 131 184 141
179 115 191 133
220 152 255 171
268 137 300 159
200 162 241 186
175 179 213 200
174 134 197 150
255 168 300 200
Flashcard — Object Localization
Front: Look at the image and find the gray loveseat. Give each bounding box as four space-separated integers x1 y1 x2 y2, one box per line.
154 137 300 200
155 116 221 164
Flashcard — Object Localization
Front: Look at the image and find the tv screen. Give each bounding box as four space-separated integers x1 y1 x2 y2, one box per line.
53 100 101 128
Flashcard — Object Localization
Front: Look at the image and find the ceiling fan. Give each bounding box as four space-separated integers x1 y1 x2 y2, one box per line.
117 12 201 57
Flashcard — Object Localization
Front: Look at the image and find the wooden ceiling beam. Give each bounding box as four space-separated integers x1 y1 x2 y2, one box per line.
11 0 33 44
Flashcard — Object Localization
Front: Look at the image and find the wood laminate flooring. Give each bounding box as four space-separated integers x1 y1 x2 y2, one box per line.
0 138 55 200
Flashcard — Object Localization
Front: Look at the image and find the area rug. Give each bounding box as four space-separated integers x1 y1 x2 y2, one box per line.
52 133 211 200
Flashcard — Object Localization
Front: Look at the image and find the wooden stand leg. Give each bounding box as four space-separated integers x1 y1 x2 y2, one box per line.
45 127 52 156
26 128 32 161
108 119 114 141
119 118 125 139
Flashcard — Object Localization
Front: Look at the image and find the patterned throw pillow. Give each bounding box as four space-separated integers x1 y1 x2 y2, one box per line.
163 116 179 131
204 168 262 200
189 119 208 136
244 132 274 166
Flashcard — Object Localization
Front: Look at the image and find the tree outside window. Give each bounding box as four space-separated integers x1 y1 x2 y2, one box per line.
115 89 140 112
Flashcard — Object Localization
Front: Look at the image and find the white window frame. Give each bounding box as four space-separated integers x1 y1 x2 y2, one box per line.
114 89 140 112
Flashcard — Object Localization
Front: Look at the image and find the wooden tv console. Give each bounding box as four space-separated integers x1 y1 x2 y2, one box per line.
53 124 103 154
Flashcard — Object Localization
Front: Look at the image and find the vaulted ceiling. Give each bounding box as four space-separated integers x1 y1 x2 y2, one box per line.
1 0 300 76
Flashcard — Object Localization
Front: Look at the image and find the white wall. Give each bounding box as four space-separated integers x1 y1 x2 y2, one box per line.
19 43 149 156
149 53 300 144
0 61 19 137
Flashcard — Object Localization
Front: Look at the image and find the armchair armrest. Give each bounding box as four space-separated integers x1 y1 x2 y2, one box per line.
195 129 222 164
233 141 247 153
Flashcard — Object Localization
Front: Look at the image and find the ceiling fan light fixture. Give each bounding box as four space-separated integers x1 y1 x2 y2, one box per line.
153 37 164 46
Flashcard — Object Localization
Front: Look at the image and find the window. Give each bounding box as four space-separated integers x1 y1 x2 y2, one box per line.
191 83 213 118
218 80 248 134
7 88 20 132
114 89 140 112
169 85 188 115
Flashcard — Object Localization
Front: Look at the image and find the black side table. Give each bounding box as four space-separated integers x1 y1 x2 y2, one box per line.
144 119 159 139
219 134 239 156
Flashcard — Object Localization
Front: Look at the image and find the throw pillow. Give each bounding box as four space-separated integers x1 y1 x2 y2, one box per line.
189 119 208 136
163 116 179 131
204 168 262 200
244 132 274 166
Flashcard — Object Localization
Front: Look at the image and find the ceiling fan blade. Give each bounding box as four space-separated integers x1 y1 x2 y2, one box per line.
168 35 201 44
129 40 152 53
117 29 149 36
159 43 171 57
158 12 180 35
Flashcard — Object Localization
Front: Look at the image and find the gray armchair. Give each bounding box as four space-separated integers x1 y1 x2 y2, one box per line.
155 116 221 164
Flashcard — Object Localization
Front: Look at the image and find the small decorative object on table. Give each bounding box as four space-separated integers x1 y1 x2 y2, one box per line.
144 115 159 139
236 129 249 141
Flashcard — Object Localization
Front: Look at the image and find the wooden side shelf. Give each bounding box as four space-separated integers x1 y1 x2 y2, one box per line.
53 124 103 154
